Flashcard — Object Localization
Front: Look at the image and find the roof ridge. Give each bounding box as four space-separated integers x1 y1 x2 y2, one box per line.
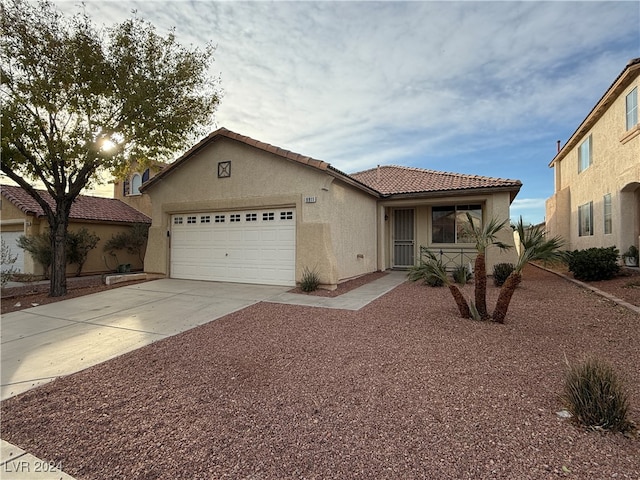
351 164 520 183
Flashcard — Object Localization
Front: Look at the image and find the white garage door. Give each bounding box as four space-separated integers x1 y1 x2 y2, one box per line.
170 208 296 286
1 231 25 273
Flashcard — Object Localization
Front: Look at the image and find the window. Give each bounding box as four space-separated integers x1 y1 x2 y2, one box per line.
200 215 211 224
578 202 593 236
280 211 293 220
627 87 638 130
230 214 241 222
246 213 257 222
173 217 183 225
578 135 592 173
131 173 142 195
431 204 482 244
603 194 612 234
262 212 275 221
214 215 225 223
187 216 197 224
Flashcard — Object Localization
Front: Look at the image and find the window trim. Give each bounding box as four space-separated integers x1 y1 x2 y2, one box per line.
626 87 638 131
603 194 612 235
578 135 592 174
578 201 594 237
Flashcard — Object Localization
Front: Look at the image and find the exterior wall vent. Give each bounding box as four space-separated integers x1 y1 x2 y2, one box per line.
304 196 317 204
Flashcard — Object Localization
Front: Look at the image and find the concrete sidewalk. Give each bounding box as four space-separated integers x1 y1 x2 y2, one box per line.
1 272 407 479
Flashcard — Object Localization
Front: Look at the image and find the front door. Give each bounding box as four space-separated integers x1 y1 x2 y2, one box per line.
393 208 415 268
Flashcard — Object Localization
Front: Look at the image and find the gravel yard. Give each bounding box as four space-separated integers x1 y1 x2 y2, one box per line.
1 265 639 479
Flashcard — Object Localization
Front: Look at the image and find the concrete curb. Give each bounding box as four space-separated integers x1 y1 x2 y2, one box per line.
531 263 640 315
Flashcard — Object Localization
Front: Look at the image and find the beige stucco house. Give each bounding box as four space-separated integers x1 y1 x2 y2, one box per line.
141 128 521 288
0 185 151 276
546 58 640 255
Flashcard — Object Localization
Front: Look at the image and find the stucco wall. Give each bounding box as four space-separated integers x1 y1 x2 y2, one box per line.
144 137 378 286
547 74 639 251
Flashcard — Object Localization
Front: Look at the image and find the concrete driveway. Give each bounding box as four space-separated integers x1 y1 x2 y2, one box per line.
1 279 289 401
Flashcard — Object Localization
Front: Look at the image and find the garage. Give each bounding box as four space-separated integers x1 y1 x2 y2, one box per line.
1 230 24 273
170 208 296 286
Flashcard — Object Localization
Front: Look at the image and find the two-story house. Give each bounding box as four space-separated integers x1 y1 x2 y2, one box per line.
545 58 640 256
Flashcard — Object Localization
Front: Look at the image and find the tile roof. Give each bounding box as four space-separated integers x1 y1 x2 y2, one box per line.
1 184 151 224
351 165 522 197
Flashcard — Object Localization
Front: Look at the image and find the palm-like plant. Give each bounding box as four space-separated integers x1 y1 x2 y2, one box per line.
462 213 511 320
492 218 565 323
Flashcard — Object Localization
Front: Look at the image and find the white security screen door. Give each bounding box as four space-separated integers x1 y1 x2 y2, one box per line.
393 208 415 268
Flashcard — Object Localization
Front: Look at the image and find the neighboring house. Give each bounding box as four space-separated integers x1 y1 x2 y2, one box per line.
140 128 521 288
546 57 640 253
112 162 166 217
0 185 151 276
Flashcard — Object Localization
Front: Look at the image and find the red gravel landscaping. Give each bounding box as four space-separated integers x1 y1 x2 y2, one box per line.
1 265 639 479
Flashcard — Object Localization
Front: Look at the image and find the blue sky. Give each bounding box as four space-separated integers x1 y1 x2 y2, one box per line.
55 0 639 224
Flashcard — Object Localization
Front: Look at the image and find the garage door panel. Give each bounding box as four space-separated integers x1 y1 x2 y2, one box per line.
171 209 296 286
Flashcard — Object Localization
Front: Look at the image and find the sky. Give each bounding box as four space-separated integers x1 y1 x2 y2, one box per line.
54 0 640 224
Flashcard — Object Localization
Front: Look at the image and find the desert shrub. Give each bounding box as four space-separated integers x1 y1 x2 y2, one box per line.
567 246 620 281
561 357 633 433
17 230 100 277
452 264 472 285
103 223 150 263
300 266 320 292
407 261 444 287
17 233 52 277
66 228 100 276
493 263 515 286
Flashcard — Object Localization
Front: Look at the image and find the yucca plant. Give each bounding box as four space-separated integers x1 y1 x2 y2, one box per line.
561 357 633 433
461 214 511 320
492 218 565 323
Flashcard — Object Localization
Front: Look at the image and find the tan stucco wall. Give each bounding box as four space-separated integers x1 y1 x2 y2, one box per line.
144 137 378 286
379 191 518 273
546 74 639 252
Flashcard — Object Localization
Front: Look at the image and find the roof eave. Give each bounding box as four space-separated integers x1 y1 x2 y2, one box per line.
549 57 640 168
381 184 522 203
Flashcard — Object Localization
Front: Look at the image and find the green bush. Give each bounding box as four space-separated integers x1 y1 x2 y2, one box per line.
103 223 149 263
452 264 472 285
561 357 633 433
17 233 52 277
407 261 444 287
493 263 515 287
300 266 320 292
17 229 100 277
567 247 620 281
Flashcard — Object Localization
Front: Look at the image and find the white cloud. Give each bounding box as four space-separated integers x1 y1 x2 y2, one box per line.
51 0 639 222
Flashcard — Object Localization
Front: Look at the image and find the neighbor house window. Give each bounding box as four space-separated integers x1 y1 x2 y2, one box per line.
627 87 638 130
431 204 482 244
603 194 612 234
130 173 142 195
578 135 592 173
578 202 593 236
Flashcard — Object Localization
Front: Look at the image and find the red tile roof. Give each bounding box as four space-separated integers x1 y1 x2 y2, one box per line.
1 184 151 224
141 127 521 200
351 165 522 197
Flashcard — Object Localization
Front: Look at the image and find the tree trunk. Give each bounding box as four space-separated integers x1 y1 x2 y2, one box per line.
448 284 471 318
474 253 489 320
492 272 522 323
49 207 70 297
